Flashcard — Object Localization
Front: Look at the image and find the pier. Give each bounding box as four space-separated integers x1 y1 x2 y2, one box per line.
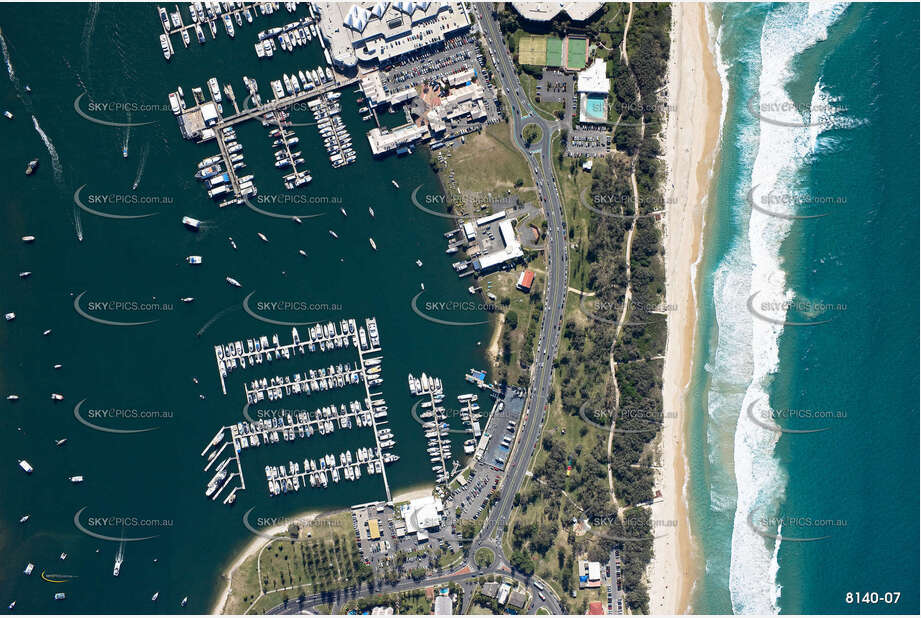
409 373 457 484
203 317 394 505
215 320 358 395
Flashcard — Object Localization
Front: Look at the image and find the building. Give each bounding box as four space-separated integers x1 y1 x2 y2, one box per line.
516 270 535 292
507 590 528 609
434 595 453 615
367 123 430 156
587 601 605 615
578 560 602 589
400 495 444 534
481 582 500 599
371 607 395 615
425 82 488 135
472 220 524 273
577 57 610 124
316 2 471 71
367 518 381 541
511 2 603 22
497 582 512 605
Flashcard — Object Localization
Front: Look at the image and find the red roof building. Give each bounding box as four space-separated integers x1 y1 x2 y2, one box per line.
588 601 605 615
516 269 535 292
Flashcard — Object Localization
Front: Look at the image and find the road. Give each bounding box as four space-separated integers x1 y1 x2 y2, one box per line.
473 1 568 546
266 5 572 614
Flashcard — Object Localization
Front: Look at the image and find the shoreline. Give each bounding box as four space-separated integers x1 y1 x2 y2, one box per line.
650 2 723 614
210 509 322 615
211 484 436 614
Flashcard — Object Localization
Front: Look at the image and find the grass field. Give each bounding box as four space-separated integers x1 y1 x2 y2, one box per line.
436 122 536 210
566 37 587 70
518 34 547 66
221 511 370 614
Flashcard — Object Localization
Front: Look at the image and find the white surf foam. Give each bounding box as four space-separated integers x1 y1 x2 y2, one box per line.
727 3 849 615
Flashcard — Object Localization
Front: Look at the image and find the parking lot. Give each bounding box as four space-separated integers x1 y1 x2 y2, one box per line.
567 125 611 158
380 32 501 124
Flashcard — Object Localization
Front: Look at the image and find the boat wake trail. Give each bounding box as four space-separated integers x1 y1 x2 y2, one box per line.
132 143 149 190
81 2 100 74
31 116 63 185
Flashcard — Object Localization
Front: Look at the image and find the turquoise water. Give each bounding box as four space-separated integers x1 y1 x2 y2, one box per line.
689 3 918 614
0 3 489 613
584 93 605 121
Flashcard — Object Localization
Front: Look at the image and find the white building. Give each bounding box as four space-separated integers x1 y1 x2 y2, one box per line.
367 123 430 156
577 57 610 124
511 2 603 22
472 219 524 272
316 2 471 70
400 495 444 533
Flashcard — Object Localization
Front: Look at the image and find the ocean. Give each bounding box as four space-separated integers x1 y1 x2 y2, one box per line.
688 3 919 615
0 3 489 613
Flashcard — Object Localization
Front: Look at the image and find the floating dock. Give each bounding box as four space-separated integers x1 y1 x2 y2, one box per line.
203 317 393 505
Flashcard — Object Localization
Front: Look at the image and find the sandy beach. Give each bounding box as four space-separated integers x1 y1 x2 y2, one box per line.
211 510 322 614
650 3 723 614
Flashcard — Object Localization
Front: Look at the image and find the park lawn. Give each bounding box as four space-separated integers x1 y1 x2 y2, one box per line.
480 267 545 388
440 121 535 202
550 134 603 293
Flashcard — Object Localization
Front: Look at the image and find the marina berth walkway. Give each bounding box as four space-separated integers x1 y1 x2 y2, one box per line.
202 317 395 505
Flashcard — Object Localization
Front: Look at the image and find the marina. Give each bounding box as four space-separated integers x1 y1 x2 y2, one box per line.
202 316 394 504
214 319 365 395
157 2 297 58
408 372 458 484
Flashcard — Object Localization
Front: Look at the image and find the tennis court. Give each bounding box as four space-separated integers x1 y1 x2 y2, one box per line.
518 35 547 66
567 37 587 69
546 37 563 67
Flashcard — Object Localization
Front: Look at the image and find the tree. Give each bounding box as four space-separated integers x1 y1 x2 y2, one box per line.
505 310 519 330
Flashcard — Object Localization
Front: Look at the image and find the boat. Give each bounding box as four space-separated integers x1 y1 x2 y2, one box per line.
25 159 39 175
258 232 269 242
186 255 202 265
416 259 423 267
123 144 128 158
226 277 242 287
22 235 35 242
293 216 302 224
43 329 51 335
182 216 201 230
4 313 14 321
7 395 19 401
369 238 377 250
54 593 65 601
328 230 338 239
113 540 124 576
391 180 399 189
340 207 347 217
55 438 67 446
195 24 205 43
182 28 190 46
181 596 188 607
69 475 84 483
181 297 194 303
7 602 14 610
160 34 171 60
51 393 64 401
298 249 307 257
152 592 159 602
19 515 29 523
368 207 375 217
229 237 237 250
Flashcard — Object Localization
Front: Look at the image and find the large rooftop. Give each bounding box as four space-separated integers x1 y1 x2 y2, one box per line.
511 2 604 22
316 2 470 69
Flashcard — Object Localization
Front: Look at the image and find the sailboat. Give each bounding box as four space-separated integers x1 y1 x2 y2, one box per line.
152 592 159 602
368 207 375 217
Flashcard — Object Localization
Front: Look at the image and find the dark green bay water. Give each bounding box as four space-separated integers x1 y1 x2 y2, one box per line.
0 3 489 613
